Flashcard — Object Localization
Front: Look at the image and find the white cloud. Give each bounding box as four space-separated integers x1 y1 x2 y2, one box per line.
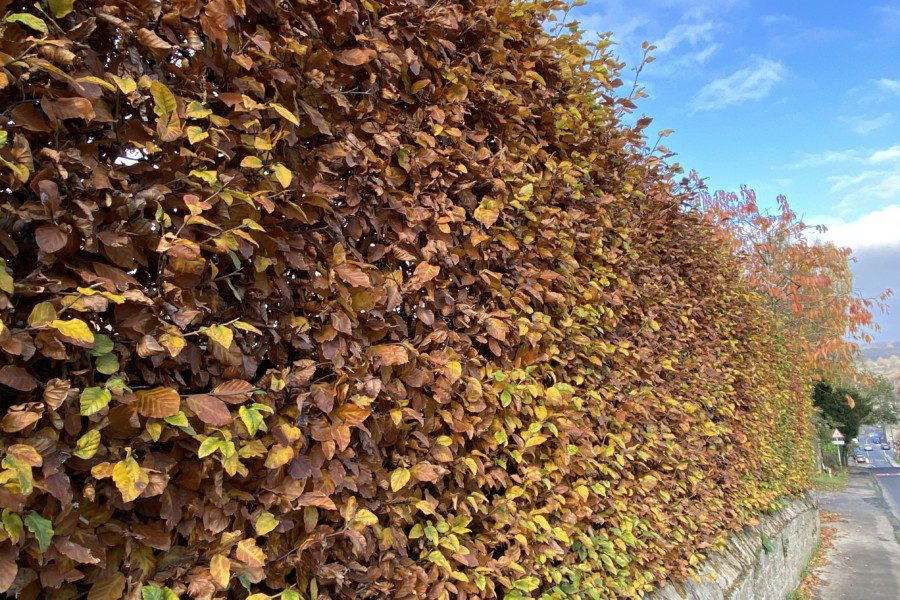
814 204 900 250
876 78 900 96
761 14 797 26
870 145 900 163
787 149 863 169
655 20 717 54
841 112 894 134
691 58 786 112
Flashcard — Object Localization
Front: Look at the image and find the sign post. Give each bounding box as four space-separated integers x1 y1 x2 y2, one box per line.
831 429 845 467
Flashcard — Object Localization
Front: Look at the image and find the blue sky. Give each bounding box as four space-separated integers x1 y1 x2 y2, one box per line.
570 0 900 343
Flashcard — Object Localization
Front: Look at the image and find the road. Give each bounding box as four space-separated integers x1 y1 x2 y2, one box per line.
858 444 900 516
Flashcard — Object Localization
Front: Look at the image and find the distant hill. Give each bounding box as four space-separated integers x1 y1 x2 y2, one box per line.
862 342 900 392
862 342 900 362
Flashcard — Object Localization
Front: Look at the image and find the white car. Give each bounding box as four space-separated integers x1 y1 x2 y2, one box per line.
864 444 873 451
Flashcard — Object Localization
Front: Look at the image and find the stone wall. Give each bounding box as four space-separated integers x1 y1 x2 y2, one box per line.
648 495 820 600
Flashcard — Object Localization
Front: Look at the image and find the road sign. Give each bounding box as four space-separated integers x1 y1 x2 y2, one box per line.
832 428 844 440
831 440 845 445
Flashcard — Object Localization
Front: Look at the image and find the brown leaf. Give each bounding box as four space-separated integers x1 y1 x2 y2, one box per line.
135 387 181 418
186 395 232 426
0 545 16 594
35 226 68 253
87 572 125 600
41 97 95 122
43 378 71 410
137 28 173 60
55 538 99 564
212 379 255 403
335 263 371 287
404 262 440 290
333 47 377 66
0 365 38 391
297 491 337 510
370 344 410 367
0 410 41 433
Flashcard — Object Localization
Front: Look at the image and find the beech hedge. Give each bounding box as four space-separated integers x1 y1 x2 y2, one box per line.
0 1 811 598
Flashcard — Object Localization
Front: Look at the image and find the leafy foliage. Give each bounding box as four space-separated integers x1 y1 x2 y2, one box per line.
813 382 873 442
0 0 860 598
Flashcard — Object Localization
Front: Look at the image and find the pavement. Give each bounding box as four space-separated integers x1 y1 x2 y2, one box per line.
814 468 900 599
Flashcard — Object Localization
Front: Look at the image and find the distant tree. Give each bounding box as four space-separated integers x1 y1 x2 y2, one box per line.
864 375 899 425
812 381 873 441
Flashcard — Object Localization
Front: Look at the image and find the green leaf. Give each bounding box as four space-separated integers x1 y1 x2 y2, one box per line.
4 13 48 34
426 550 451 572
150 80 177 117
238 406 263 436
24 511 53 552
80 386 111 416
46 0 75 18
90 333 114 356
0 130 7 148
282 592 301 600
95 352 119 375
142 585 179 600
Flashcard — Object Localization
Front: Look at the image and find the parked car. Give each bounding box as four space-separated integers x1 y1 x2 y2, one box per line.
883 443 892 450
856 455 868 464
854 448 863 457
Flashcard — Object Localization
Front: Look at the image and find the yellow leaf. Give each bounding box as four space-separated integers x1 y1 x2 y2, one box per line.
264 444 294 468
146 421 162 441
525 435 547 448
272 163 292 189
112 451 149 502
150 80 176 117
76 76 116 92
235 538 265 567
210 553 230 588
159 331 186 357
186 125 208 144
27 301 57 326
233 320 262 334
354 508 379 527
240 156 264 169
203 324 233 348
254 511 279 535
73 429 101 459
390 467 410 492
110 75 136 94
51 318 94 343
269 102 300 126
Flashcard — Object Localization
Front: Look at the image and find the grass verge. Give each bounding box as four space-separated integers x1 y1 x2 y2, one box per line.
811 469 848 492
